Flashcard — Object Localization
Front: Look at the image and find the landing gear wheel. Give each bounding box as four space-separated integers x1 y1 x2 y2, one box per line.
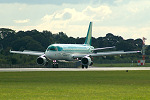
52 64 55 68
82 65 84 69
82 65 88 69
56 63 58 68
85 66 88 69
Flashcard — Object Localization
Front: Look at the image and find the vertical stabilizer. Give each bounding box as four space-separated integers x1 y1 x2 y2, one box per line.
84 22 92 45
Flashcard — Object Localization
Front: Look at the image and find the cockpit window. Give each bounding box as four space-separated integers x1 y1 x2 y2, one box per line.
57 46 63 51
47 46 57 51
47 46 63 51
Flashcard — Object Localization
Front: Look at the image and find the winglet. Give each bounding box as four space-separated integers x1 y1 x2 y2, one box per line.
84 22 92 45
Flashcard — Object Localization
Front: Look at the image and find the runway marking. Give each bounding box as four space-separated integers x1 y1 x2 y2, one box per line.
0 67 150 72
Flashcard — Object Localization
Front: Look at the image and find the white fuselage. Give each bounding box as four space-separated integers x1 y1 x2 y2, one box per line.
45 44 94 61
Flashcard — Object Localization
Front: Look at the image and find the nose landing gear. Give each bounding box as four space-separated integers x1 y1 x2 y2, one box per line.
52 60 58 68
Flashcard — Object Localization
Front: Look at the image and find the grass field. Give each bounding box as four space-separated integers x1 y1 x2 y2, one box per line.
0 71 150 100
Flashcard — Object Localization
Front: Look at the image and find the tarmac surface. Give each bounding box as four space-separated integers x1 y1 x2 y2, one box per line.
0 67 150 72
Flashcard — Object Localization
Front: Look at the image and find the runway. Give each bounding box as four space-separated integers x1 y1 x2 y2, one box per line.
0 67 150 72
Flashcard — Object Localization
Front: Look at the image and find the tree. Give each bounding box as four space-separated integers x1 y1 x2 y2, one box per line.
0 28 15 39
0 28 147 65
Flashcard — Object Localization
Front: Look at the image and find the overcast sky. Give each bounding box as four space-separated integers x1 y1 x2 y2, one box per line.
0 0 150 44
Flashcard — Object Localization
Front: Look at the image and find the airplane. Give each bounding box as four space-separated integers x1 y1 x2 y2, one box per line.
10 22 140 68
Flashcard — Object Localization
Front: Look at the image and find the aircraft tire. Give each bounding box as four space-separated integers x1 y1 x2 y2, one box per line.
52 64 54 68
85 66 88 69
82 65 84 69
56 64 58 68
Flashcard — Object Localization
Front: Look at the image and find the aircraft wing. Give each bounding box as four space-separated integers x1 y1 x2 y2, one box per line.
10 50 44 56
73 51 141 58
90 51 140 57
91 46 115 51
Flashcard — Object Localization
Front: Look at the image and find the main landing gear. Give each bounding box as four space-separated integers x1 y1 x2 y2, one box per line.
82 65 88 69
52 60 58 68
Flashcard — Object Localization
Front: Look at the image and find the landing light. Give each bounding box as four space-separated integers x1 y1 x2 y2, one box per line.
53 60 56 63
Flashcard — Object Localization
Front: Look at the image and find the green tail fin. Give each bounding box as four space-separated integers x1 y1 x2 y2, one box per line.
84 22 92 45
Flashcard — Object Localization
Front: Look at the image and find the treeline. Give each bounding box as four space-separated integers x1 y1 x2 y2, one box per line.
0 28 150 64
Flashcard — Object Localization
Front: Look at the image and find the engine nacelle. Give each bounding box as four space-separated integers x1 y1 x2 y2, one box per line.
81 56 93 66
36 56 48 66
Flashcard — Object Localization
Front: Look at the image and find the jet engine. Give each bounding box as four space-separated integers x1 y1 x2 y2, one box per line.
36 56 48 66
81 56 93 66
